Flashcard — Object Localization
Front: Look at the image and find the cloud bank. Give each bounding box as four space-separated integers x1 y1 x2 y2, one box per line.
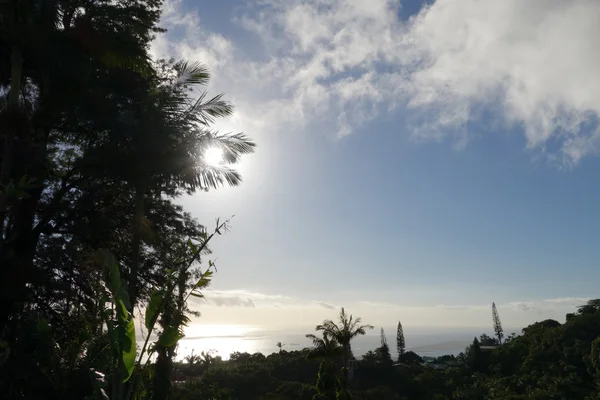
153 0 600 166
188 288 592 329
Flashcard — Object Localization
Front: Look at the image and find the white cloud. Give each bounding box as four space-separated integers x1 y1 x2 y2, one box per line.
152 0 600 166
402 0 600 165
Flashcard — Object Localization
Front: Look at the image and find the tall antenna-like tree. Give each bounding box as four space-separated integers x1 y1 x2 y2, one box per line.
379 328 393 366
396 321 406 360
492 302 504 345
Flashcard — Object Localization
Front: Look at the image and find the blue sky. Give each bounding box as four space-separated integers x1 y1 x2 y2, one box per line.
152 0 600 331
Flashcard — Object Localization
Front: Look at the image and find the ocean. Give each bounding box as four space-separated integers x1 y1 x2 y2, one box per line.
175 325 486 361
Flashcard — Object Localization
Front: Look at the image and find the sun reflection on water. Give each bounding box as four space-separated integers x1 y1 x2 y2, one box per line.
179 324 261 360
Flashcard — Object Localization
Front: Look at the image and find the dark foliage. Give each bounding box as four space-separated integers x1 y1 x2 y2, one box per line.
171 300 600 400
0 1 255 398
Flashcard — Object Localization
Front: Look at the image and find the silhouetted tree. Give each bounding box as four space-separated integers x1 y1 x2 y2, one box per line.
277 341 285 353
478 334 499 346
313 360 337 400
396 320 406 360
306 333 342 400
378 328 393 367
492 302 504 344
184 351 201 365
577 299 600 315
466 337 483 372
399 351 423 365
306 333 343 362
315 308 373 369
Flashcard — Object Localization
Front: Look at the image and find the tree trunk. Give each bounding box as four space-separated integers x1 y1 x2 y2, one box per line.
0 46 24 330
128 184 145 311
0 45 22 184
0 45 23 234
152 344 173 400
343 344 349 368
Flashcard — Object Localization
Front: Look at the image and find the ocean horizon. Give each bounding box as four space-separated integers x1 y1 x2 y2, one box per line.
174 325 519 361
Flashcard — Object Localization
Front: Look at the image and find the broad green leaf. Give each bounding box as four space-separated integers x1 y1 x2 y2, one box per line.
117 278 131 310
96 249 121 295
116 299 128 324
158 326 185 347
145 290 165 331
190 292 204 298
121 313 136 382
97 250 131 311
114 299 136 381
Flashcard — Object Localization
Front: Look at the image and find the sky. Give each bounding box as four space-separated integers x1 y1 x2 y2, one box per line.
149 0 600 333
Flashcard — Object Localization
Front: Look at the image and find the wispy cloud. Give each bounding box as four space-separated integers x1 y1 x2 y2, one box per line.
358 301 488 311
185 289 592 328
357 301 402 309
543 297 591 305
509 302 537 312
207 296 256 308
314 301 337 310
508 297 592 314
153 0 600 166
194 289 338 310
195 289 293 308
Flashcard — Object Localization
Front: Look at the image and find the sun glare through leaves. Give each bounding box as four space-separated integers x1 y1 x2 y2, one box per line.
204 146 224 167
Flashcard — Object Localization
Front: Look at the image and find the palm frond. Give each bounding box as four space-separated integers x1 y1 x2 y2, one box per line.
305 333 342 360
350 324 373 339
186 92 233 126
174 61 210 86
306 333 322 347
153 128 255 192
201 132 255 164
181 165 243 191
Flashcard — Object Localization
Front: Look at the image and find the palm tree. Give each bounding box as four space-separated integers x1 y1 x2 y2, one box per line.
119 60 256 310
306 332 342 400
305 333 343 361
276 341 285 353
315 307 373 368
107 62 254 400
184 351 201 365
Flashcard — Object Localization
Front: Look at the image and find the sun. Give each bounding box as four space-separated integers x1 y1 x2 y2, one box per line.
204 146 223 167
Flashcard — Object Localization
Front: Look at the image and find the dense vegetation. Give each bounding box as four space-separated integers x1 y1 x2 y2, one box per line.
170 300 600 400
0 1 254 399
1 1 599 400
